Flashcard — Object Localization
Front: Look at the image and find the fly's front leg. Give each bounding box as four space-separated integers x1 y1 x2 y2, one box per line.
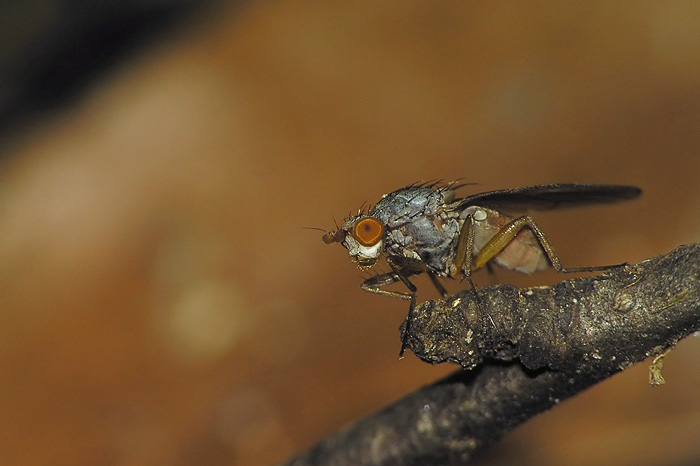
360 259 417 358
360 273 414 300
474 215 625 273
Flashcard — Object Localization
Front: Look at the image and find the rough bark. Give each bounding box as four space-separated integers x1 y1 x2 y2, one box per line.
285 244 700 466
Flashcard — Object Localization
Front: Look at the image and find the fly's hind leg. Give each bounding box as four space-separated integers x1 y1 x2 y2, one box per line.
473 215 625 273
360 259 417 358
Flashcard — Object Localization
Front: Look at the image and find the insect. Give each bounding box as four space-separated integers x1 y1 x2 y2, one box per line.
323 182 642 357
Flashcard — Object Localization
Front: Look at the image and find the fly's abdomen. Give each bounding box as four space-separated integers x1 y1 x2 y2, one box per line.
471 208 548 274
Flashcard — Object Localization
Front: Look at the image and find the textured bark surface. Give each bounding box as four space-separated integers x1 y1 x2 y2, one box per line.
285 244 700 465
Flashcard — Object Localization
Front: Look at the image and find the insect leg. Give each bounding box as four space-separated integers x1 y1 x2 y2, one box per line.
360 259 417 358
452 214 483 304
360 273 413 300
474 215 624 273
427 271 449 298
454 214 476 277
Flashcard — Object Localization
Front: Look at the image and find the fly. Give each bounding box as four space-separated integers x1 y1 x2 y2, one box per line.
323 182 642 357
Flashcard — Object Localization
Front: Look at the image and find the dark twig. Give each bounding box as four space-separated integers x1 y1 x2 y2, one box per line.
284 244 700 466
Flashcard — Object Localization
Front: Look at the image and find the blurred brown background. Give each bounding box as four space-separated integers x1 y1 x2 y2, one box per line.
1 1 699 465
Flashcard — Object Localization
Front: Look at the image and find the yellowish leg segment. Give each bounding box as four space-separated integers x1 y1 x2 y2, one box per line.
453 215 475 276
473 215 621 273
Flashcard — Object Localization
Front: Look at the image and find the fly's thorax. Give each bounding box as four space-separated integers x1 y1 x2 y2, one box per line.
383 229 422 262
372 186 447 228
374 207 462 276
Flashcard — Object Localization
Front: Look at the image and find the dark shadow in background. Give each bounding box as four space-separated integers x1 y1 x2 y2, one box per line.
0 0 229 153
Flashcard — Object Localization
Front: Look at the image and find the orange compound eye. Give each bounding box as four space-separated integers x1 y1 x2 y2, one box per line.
352 217 384 247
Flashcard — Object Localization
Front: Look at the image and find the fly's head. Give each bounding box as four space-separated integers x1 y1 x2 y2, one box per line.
322 215 385 269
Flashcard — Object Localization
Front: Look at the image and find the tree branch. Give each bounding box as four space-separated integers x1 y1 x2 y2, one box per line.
284 244 700 466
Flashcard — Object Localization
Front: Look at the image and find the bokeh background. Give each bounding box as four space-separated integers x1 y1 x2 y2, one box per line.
1 2 699 465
